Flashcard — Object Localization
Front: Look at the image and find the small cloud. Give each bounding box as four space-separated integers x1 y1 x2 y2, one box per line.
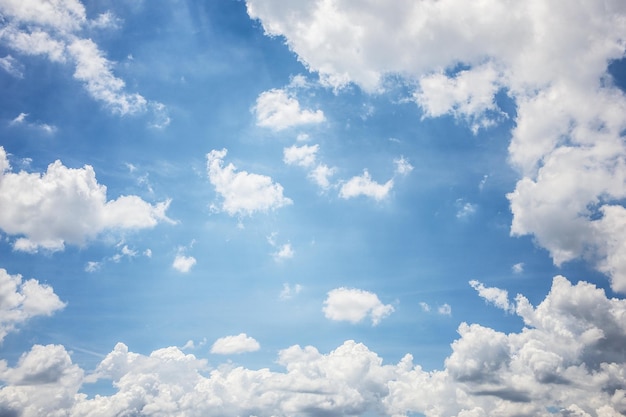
254 89 325 131
280 283 303 300
512 262 524 274
308 164 336 190
10 112 28 125
181 338 206 351
339 170 393 201
323 287 394 326
419 302 431 312
283 144 319 168
210 333 260 355
394 156 414 175
9 113 56 134
469 280 514 313
456 199 477 219
438 303 452 316
0 55 24 78
273 243 294 261
173 254 196 273
207 149 292 217
479 174 489 190
85 261 101 273
143 249 152 258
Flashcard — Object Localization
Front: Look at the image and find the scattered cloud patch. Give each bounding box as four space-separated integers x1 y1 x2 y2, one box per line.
456 199 477 219
207 148 292 217
308 163 336 190
0 268 66 342
512 262 524 274
254 88 325 131
210 333 260 355
393 156 413 176
0 147 173 252
323 287 394 325
437 303 452 316
419 302 431 312
283 144 318 168
469 280 514 313
0 1 164 119
9 112 56 134
279 283 303 300
339 170 393 201
0 54 23 77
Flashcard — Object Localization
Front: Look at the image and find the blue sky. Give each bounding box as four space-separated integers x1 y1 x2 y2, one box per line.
1 0 626 416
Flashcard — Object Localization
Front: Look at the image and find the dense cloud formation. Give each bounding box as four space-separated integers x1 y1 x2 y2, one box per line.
0 276 625 416
247 0 626 292
0 147 173 252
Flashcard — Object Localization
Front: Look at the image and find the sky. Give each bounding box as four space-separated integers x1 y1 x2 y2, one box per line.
0 0 626 416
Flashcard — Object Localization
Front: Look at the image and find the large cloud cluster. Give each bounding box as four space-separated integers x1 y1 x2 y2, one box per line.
0 147 172 252
247 0 626 292
1 276 626 416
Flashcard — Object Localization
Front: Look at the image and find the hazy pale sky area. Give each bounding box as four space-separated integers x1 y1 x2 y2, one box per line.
1 1 626 416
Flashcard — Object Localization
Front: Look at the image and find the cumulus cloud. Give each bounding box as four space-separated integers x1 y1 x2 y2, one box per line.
283 144 319 167
210 333 260 354
0 147 172 252
207 148 292 217
2 276 626 416
323 287 394 326
246 0 626 293
308 163 336 190
0 0 166 119
0 268 66 343
173 255 197 273
339 170 393 201
254 88 325 130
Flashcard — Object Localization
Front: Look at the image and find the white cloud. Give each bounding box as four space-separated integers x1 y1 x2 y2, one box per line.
3 275 626 416
323 287 394 326
0 54 24 77
415 63 503 133
0 0 165 119
512 262 524 274
173 255 196 273
393 156 413 176
206 148 292 217
438 303 452 316
456 199 477 219
210 333 260 355
0 268 66 342
283 144 319 167
254 89 325 131
339 170 393 201
246 0 626 294
84 261 101 273
273 243 294 261
9 112 56 134
308 163 336 190
0 147 173 252
469 280 514 313
419 302 431 312
279 283 302 300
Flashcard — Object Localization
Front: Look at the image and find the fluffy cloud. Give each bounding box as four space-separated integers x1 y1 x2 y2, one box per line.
339 170 393 201
0 268 66 342
254 89 325 130
393 156 413 176
207 148 292 217
210 333 260 354
0 147 172 252
0 0 166 118
323 287 394 325
246 0 626 293
173 255 197 273
308 163 336 189
283 144 319 167
2 276 626 416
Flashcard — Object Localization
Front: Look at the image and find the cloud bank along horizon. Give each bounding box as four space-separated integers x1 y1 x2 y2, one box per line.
1 0 626 416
